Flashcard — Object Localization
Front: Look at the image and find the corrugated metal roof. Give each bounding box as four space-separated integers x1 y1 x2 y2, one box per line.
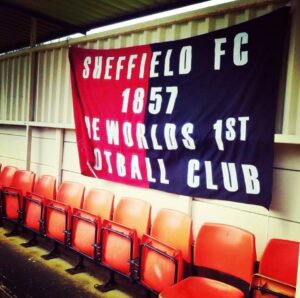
0 0 205 53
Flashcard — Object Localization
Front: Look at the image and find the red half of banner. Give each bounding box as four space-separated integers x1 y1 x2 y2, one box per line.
69 45 152 188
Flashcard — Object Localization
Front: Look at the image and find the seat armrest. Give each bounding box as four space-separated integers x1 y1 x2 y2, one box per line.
251 274 296 298
2 186 22 197
72 208 99 222
141 234 181 258
102 219 137 236
46 199 70 212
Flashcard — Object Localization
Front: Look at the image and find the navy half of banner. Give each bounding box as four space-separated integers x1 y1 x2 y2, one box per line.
69 7 290 208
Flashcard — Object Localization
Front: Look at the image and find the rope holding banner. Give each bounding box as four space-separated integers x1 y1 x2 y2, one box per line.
87 161 99 179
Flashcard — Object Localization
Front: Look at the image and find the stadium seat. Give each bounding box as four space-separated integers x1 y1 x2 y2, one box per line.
138 208 192 294
21 175 57 247
251 238 299 298
66 188 114 274
0 166 17 190
2 170 35 236
42 181 84 259
96 197 151 291
0 166 18 225
159 223 256 298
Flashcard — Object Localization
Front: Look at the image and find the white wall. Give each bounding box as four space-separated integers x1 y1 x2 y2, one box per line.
0 125 26 167
1 128 299 258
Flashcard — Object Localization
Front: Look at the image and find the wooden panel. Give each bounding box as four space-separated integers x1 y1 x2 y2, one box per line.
30 163 56 177
270 169 300 222
0 157 25 169
0 125 26 136
0 133 26 161
30 137 56 166
274 143 300 171
64 129 76 142
31 127 56 139
62 141 81 173
193 197 268 216
268 217 300 242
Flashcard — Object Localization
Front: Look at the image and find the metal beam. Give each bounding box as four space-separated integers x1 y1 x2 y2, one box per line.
0 0 86 34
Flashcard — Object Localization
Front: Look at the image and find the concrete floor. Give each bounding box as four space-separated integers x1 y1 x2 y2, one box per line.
0 223 146 298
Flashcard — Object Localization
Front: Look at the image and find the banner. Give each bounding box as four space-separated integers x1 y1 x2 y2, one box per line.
69 7 289 208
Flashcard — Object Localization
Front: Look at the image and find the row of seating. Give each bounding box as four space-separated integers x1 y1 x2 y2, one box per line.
0 163 299 297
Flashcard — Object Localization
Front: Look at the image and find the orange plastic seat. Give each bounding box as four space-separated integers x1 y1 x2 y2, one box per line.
0 166 18 223
161 276 244 298
2 170 35 222
159 223 256 298
70 188 114 259
139 209 192 294
100 197 151 278
251 239 299 298
23 175 57 233
43 181 84 245
0 166 17 190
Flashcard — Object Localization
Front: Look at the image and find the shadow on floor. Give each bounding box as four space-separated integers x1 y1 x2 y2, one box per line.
0 223 147 298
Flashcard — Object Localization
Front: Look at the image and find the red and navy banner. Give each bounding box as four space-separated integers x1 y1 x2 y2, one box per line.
69 7 289 208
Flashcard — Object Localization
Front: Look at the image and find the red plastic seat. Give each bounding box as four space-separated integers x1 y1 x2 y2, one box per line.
251 238 299 298
70 188 114 259
43 181 84 244
23 175 57 233
100 197 151 277
2 170 35 221
0 166 17 190
0 166 17 222
159 223 256 298
139 209 192 293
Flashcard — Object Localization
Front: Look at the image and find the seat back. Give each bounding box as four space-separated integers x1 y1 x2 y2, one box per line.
151 208 192 263
113 197 151 237
139 209 192 293
10 170 36 196
83 188 114 219
70 189 114 258
0 166 17 188
259 239 299 286
44 181 84 243
57 181 84 209
23 175 56 232
195 223 256 284
3 170 35 220
101 197 151 275
33 175 56 200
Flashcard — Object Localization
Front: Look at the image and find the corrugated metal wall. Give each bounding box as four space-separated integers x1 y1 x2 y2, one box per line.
35 48 73 123
0 1 290 130
0 54 30 121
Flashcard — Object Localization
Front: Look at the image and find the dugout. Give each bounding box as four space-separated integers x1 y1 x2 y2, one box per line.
0 0 299 297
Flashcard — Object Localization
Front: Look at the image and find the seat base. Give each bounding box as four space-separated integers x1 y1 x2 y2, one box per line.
21 234 38 247
41 243 59 260
66 255 85 275
159 276 245 298
4 224 20 237
94 271 116 292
